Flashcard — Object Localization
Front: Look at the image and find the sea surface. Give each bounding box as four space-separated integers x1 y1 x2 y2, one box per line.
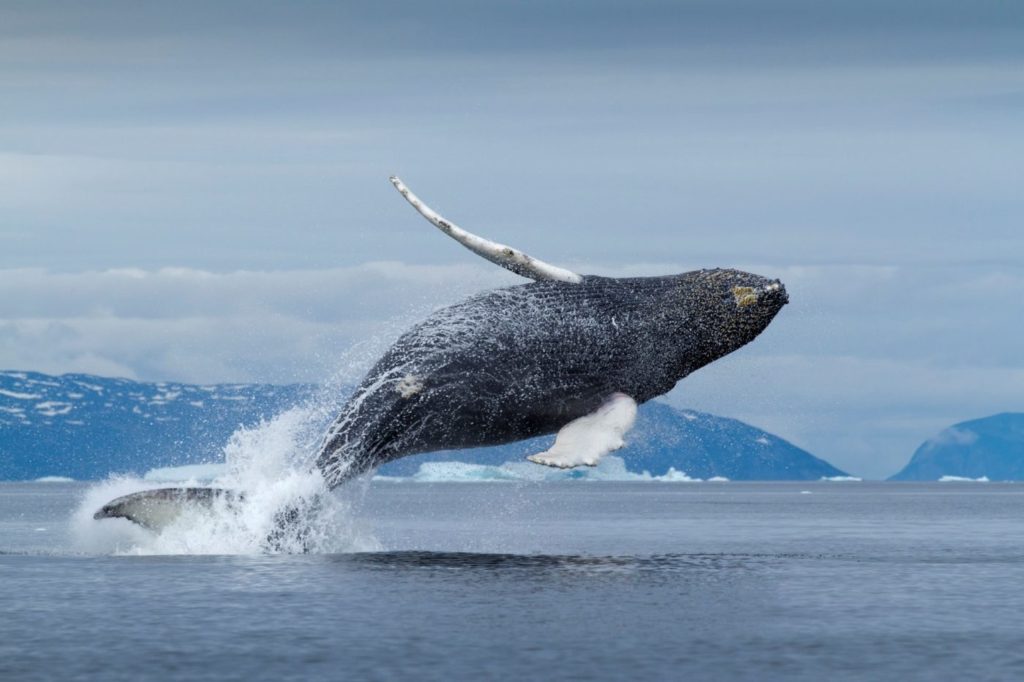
1 480 1023 681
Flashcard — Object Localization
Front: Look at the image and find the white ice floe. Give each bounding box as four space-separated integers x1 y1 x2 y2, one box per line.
938 475 990 482
820 476 863 482
34 476 75 483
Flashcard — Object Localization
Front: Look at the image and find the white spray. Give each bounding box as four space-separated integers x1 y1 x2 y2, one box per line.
72 407 382 555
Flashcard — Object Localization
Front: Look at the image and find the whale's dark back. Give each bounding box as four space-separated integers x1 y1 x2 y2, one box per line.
316 269 786 486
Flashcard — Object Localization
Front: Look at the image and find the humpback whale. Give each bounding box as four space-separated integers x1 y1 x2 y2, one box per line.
96 177 788 531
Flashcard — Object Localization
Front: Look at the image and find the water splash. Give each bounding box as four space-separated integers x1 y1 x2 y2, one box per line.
73 407 382 556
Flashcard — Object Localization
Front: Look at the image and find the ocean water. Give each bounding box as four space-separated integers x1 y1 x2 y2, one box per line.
2 480 1023 681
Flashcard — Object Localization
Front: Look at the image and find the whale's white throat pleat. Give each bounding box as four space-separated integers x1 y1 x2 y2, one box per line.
389 176 584 284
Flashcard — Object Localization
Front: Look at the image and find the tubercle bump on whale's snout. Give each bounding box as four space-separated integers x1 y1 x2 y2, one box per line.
763 279 788 306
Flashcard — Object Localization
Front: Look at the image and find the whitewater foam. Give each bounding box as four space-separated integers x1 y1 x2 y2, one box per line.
75 407 381 555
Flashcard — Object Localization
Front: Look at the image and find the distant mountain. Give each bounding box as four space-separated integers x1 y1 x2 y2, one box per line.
380 401 848 480
889 413 1024 481
0 370 315 481
0 370 847 481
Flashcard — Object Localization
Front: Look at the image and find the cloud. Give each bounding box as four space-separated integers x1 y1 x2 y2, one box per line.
926 427 979 449
0 2 1021 274
0 263 512 384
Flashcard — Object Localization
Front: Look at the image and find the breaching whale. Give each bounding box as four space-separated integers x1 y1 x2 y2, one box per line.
96 177 788 531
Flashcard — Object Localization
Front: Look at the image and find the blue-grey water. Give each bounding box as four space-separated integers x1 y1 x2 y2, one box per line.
2 480 1023 681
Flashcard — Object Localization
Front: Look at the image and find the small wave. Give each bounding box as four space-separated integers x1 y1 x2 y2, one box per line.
938 475 990 482
323 551 792 576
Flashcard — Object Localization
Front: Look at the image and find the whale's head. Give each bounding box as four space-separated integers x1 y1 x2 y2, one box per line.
669 268 788 367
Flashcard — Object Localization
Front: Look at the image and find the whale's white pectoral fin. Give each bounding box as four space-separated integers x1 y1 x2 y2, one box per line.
389 176 583 284
527 393 638 468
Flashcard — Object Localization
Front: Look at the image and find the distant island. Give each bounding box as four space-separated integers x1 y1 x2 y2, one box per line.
0 370 314 481
889 413 1024 482
0 370 847 481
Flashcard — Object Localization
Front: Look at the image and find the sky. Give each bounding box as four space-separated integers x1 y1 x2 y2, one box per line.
1 0 1022 478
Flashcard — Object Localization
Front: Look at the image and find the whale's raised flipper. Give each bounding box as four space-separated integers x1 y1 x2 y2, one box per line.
527 393 638 469
389 176 584 284
93 488 240 531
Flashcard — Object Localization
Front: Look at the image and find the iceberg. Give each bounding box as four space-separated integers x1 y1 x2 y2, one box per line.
378 456 702 483
411 461 529 482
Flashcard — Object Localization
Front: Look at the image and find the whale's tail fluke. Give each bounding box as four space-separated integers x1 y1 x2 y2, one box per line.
93 487 322 552
93 487 240 531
